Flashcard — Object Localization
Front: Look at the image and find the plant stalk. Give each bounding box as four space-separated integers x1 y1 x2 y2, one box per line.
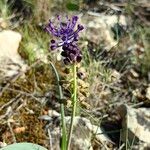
67 63 77 150
49 62 67 150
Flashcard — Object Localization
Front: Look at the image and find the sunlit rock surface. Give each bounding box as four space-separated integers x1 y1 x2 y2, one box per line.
81 13 127 49
0 30 27 79
39 110 114 150
118 104 150 149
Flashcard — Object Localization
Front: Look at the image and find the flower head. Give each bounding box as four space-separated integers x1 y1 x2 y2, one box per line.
61 43 82 64
46 15 84 64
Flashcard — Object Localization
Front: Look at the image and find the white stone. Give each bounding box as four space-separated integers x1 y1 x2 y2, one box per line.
0 30 27 79
42 112 113 150
146 86 150 100
117 104 150 145
0 30 21 60
0 142 7 148
81 13 126 49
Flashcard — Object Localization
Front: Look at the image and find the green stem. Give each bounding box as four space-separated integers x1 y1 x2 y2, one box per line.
67 63 77 150
49 62 67 150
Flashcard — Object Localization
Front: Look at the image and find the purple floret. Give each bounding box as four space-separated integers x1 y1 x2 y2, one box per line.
45 15 84 64
61 43 82 64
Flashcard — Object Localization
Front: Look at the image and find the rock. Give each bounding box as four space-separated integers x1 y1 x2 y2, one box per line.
48 109 60 117
65 116 113 150
39 112 113 150
111 69 121 82
132 143 150 150
132 89 144 100
129 69 139 78
0 18 8 29
146 85 150 100
67 117 93 150
0 141 7 148
0 30 21 60
117 104 150 148
81 12 126 49
0 30 27 79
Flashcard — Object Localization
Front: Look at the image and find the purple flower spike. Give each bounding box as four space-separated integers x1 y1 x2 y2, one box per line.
46 15 84 64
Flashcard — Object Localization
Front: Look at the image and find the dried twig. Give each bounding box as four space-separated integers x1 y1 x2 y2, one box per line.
118 143 125 150
2 87 42 103
7 121 16 143
131 102 144 108
47 128 53 150
0 94 21 111
0 106 12 121
0 59 41 96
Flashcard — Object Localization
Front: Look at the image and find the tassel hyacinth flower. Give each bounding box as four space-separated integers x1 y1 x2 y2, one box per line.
45 15 84 64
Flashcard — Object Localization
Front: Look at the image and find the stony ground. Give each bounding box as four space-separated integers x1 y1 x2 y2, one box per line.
0 0 150 150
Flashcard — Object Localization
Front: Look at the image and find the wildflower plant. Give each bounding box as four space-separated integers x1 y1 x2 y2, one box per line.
46 15 84 150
